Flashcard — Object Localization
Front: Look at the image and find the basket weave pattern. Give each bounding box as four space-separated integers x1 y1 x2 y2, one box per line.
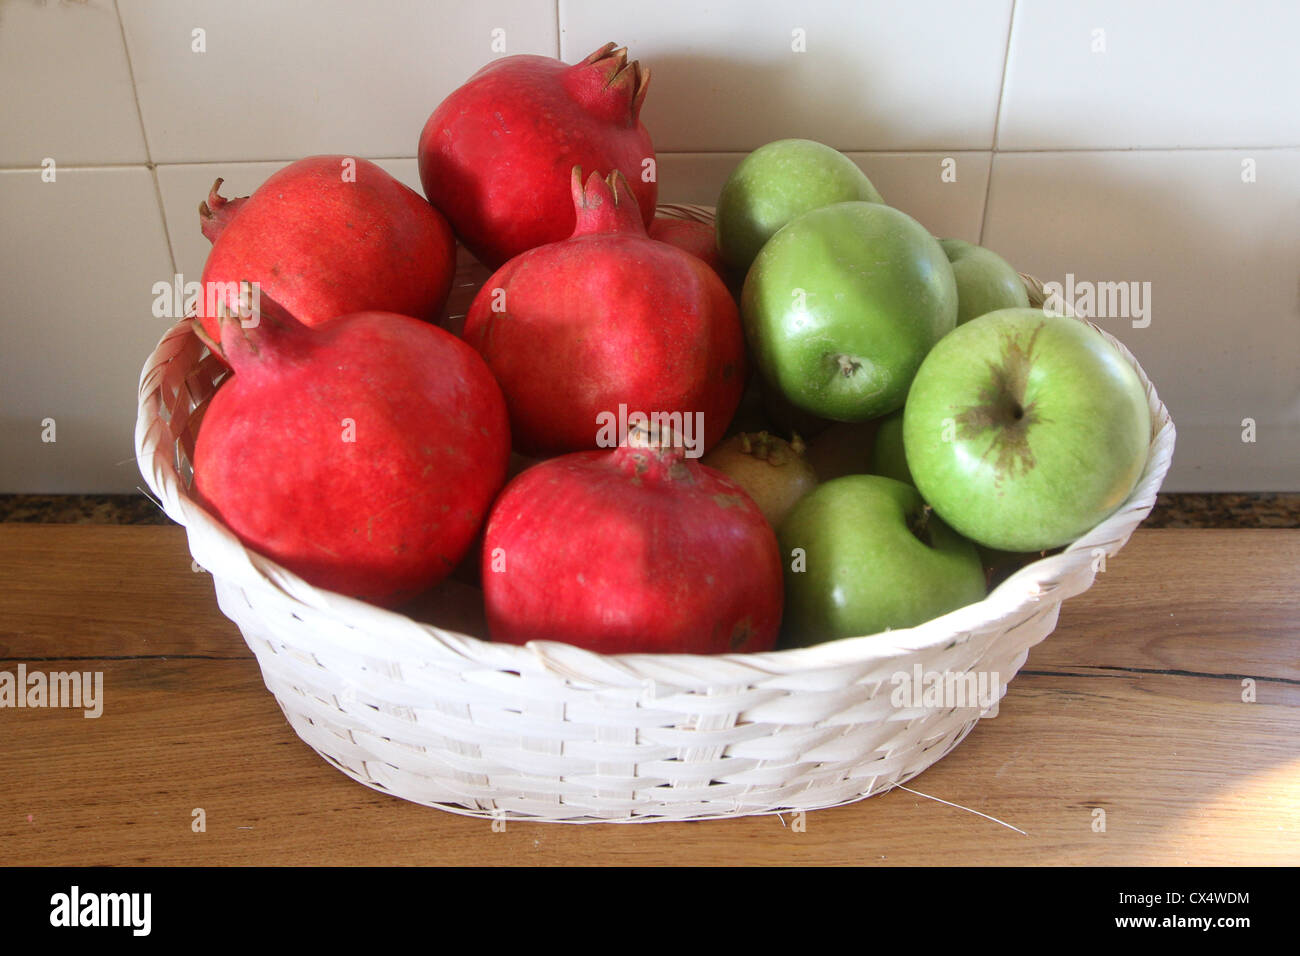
135 205 1175 822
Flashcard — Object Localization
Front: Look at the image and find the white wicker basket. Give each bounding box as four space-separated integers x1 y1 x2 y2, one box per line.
135 205 1175 823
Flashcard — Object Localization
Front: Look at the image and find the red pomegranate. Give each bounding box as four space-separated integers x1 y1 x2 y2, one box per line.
418 43 656 268
648 216 730 280
461 168 745 457
192 290 510 608
196 156 456 348
481 430 783 655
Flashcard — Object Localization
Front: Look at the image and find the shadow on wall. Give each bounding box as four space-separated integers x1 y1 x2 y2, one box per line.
644 49 881 151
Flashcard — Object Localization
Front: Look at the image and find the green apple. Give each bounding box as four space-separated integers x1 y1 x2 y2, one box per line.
939 239 1030 325
742 201 957 423
903 308 1150 552
716 139 883 270
870 409 913 485
777 475 986 647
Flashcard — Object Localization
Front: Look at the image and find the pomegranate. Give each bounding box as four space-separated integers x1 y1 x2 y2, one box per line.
192 290 510 608
461 168 745 456
702 431 818 530
648 216 730 280
418 43 656 268
481 428 783 655
196 156 456 348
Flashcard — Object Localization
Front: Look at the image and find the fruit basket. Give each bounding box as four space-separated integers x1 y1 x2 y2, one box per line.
135 204 1175 823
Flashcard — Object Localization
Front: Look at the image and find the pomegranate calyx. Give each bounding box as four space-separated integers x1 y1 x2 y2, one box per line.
614 421 690 482
210 284 310 374
563 42 649 126
198 178 249 245
583 41 625 67
570 167 647 238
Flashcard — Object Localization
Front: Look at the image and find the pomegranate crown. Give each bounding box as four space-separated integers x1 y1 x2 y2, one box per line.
614 419 691 481
570 167 647 237
198 178 249 245
193 282 312 374
562 42 650 125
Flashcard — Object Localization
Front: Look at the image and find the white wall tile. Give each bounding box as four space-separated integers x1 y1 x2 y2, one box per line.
853 152 992 242
117 0 558 164
652 153 740 206
561 0 1013 151
0 168 174 493
0 0 147 165
982 149 1300 491
154 158 421 289
1000 0 1300 149
2 1 1296 493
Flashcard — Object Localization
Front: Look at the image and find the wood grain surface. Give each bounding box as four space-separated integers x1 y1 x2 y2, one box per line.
1 525 1296 865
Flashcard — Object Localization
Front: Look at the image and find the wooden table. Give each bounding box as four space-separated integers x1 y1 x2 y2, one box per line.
1 525 1296 866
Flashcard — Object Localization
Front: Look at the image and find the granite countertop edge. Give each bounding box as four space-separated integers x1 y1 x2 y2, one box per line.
0 492 1297 529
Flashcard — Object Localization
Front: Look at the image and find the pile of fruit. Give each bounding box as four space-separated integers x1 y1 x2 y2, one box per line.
187 44 1151 656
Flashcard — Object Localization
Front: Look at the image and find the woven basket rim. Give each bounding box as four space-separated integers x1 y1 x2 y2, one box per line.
135 207 1176 679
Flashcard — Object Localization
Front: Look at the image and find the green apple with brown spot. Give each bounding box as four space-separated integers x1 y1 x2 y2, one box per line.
902 308 1150 552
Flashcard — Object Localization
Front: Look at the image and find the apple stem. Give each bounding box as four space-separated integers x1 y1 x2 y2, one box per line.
909 504 934 547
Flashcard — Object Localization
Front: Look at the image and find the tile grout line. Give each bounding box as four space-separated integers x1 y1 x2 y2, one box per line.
111 0 153 164
3 144 1296 175
0 156 425 172
555 0 563 59
112 0 177 277
979 0 1018 247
